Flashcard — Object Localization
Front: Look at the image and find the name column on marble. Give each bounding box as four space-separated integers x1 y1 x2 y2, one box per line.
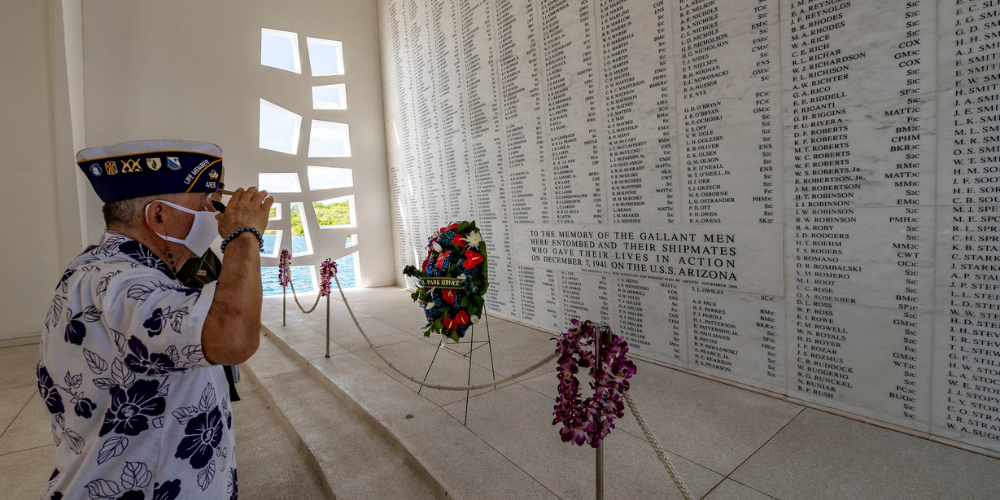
780 0 937 428
931 0 1000 453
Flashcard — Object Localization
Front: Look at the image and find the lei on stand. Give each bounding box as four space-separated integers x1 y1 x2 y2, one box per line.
279 249 292 325
553 320 637 447
402 221 489 342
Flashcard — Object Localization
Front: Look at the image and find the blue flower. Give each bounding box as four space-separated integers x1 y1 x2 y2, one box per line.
74 397 96 419
64 317 87 345
124 336 176 375
37 365 64 415
152 480 181 500
99 379 166 437
143 309 165 337
119 241 171 275
174 407 224 469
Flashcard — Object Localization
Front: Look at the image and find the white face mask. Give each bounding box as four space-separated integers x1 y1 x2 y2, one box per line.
146 200 219 256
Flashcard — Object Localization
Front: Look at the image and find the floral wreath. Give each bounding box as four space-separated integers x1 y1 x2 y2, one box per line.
553 320 637 447
278 249 337 297
402 221 489 342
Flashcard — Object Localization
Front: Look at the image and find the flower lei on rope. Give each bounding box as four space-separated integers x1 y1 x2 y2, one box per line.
278 250 337 297
278 249 292 287
553 320 637 448
402 221 489 342
319 258 338 297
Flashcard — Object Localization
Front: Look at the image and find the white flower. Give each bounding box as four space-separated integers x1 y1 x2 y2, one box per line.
432 242 443 253
471 315 480 324
466 231 484 248
424 301 435 310
458 274 467 280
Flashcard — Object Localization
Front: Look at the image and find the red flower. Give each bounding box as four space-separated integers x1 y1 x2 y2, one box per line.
453 233 467 247
440 222 459 233
421 251 432 272
442 289 456 304
436 250 452 270
442 313 458 331
462 249 484 269
455 310 470 325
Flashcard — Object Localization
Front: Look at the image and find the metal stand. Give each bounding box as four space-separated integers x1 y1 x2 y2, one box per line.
282 284 287 326
418 312 497 426
325 294 331 358
595 323 607 500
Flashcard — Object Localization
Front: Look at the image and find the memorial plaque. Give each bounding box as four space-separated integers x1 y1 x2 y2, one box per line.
378 0 1000 455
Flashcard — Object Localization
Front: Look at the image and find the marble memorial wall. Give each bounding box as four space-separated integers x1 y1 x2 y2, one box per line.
377 0 1000 455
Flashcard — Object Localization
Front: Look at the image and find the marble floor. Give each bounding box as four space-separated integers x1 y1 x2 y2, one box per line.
4 286 1000 499
0 343 327 499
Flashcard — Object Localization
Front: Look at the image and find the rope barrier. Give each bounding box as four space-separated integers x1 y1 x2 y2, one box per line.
280 270 693 496
287 279 322 314
624 391 695 500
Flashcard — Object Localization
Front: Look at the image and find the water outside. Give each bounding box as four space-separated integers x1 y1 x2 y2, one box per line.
261 234 357 296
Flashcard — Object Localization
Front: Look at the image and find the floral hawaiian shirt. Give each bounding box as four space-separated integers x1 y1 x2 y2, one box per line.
37 231 237 500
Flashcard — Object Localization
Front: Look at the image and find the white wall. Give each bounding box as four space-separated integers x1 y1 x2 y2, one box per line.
0 0 83 343
81 0 394 286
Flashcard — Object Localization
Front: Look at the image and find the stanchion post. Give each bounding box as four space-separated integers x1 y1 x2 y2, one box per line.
595 324 605 500
325 293 331 358
282 284 287 326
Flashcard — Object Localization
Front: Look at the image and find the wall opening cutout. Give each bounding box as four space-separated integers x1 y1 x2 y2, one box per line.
308 120 351 157
269 203 282 221
334 252 360 288
258 173 302 193
261 266 316 296
261 29 301 73
306 37 345 76
261 230 282 258
313 195 356 228
307 166 353 190
259 99 302 155
346 234 358 248
289 202 314 256
313 84 347 110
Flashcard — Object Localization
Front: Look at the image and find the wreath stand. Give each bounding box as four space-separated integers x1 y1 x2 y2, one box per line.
417 311 497 426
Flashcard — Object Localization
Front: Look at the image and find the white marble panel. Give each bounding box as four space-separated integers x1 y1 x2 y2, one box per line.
611 277 688 368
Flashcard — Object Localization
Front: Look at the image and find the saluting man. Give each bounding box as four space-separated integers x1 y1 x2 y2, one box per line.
38 140 273 499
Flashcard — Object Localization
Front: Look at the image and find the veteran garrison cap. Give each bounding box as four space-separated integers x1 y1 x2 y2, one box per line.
76 140 224 203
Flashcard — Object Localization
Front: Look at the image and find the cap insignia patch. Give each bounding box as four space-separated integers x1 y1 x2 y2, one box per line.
121 159 143 173
146 158 161 171
89 164 102 177
104 161 118 175
209 170 219 181
167 157 181 170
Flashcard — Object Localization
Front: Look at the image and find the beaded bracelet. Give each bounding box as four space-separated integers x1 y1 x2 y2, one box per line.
220 227 264 253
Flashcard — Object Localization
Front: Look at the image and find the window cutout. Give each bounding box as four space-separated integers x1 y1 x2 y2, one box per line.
334 252 360 288
261 29 301 73
259 99 302 154
290 202 314 256
307 166 353 190
306 37 344 76
313 195 355 228
260 230 282 258
258 173 302 193
346 234 358 248
308 120 351 157
261 266 316 296
312 84 347 110
269 203 282 221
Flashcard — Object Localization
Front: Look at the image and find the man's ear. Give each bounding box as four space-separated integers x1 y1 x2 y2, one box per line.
145 201 166 231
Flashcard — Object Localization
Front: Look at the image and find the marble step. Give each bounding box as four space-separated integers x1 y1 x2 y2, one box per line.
255 314 560 500
242 329 446 499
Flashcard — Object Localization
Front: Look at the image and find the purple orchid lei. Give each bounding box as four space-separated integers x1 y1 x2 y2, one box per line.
278 249 292 287
553 320 637 448
319 258 338 297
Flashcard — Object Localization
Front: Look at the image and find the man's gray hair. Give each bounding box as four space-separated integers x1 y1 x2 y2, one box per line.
103 194 183 228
